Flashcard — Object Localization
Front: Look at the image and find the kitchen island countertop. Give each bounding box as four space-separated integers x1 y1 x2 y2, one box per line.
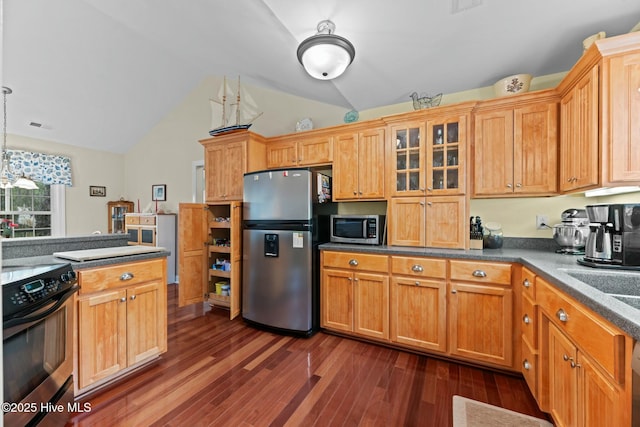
320 243 640 341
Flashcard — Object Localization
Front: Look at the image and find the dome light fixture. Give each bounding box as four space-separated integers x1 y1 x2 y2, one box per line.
297 20 355 80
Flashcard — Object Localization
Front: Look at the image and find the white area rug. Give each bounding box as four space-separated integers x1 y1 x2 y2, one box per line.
452 395 553 427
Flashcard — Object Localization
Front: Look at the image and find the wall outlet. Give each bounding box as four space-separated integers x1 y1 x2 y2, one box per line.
536 214 550 230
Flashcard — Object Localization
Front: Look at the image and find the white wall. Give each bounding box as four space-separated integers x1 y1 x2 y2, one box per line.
6 134 126 235
123 76 348 214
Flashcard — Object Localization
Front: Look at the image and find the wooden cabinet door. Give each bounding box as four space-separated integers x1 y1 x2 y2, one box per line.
127 281 167 365
560 66 600 192
224 141 247 201
178 203 208 307
547 322 578 427
353 272 389 340
426 195 466 249
266 140 297 168
77 289 127 389
333 132 359 200
449 282 513 367
514 101 558 194
388 197 425 246
389 122 426 197
205 144 226 202
606 53 640 183
473 109 514 196
391 277 446 352
298 135 333 166
357 128 386 199
321 268 354 332
580 352 625 427
229 201 243 319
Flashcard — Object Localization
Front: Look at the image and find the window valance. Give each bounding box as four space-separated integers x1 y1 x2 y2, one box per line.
7 150 73 186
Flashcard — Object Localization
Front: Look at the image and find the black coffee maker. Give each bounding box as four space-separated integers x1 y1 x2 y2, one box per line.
611 204 640 266
582 204 640 267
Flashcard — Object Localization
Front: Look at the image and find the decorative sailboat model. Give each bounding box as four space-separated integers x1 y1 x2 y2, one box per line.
209 76 263 136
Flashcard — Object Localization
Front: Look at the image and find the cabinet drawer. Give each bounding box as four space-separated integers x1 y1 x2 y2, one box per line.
449 260 512 285
125 215 140 225
391 256 446 279
521 338 538 397
521 266 536 300
139 216 156 225
323 251 388 273
521 294 537 348
78 259 165 294
537 277 626 383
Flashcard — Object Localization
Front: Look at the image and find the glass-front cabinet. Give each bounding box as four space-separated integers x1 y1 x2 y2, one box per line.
391 122 425 196
107 200 134 234
427 116 466 195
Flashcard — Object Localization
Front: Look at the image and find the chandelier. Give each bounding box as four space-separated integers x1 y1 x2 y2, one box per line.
297 20 355 80
1 87 38 190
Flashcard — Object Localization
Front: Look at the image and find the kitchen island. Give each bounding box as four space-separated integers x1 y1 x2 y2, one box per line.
2 234 170 398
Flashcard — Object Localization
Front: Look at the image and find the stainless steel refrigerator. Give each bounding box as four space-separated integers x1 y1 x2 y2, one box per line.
242 168 335 336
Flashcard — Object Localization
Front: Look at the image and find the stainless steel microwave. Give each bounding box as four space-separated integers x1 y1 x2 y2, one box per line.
330 215 385 245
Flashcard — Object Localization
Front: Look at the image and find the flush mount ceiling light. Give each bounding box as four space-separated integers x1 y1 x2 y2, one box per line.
297 20 355 80
0 87 38 190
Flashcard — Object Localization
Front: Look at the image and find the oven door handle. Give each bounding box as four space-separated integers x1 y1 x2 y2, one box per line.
3 284 79 329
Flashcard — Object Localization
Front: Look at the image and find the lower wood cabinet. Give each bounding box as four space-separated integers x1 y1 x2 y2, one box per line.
537 276 632 427
75 258 168 395
321 251 389 340
448 260 514 368
321 251 516 370
390 256 447 352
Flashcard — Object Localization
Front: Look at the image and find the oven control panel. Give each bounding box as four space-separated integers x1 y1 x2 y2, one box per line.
3 264 77 319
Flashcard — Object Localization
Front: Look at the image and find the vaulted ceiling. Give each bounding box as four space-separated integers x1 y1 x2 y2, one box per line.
4 0 640 153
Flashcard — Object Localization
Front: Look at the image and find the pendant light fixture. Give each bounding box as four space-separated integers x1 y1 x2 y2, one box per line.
297 20 355 80
0 87 38 190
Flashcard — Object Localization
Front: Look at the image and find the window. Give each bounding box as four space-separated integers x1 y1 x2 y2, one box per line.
1 183 64 238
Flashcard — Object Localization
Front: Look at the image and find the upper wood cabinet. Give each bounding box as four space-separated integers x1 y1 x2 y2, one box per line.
557 31 640 193
602 49 640 184
386 103 473 198
559 66 600 192
388 195 467 249
473 90 559 197
266 133 333 168
200 131 266 202
333 126 386 200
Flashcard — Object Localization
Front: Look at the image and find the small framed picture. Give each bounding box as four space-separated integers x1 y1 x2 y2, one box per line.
89 186 106 197
152 184 166 201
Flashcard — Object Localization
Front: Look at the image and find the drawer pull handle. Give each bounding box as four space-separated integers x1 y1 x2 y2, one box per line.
120 297 126 303
130 295 136 301
523 279 531 288
523 359 531 370
348 259 358 267
563 354 570 362
472 270 487 278
556 309 568 323
523 314 531 324
415 281 420 286
451 289 457 294
411 265 424 273
120 272 134 281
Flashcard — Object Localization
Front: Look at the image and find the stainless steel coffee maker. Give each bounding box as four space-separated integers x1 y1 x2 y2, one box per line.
584 204 613 263
582 204 640 268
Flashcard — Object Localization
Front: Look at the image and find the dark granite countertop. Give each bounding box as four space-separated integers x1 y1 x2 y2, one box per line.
2 234 170 271
2 250 170 271
320 243 640 341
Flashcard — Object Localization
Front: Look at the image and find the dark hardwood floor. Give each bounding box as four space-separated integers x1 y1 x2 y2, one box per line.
64 284 548 427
